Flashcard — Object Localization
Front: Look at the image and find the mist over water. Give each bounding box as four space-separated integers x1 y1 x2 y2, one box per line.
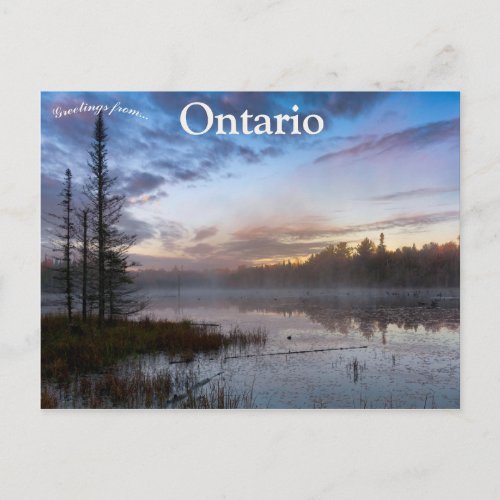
43 287 459 408
139 287 459 409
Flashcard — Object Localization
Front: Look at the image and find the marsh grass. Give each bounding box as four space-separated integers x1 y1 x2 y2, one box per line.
41 315 267 408
42 315 266 380
41 364 257 409
225 326 267 354
179 381 256 409
41 386 58 409
346 356 366 383
90 368 173 408
42 365 174 409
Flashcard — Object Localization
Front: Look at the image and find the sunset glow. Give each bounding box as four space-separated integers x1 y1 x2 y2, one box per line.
41 92 459 270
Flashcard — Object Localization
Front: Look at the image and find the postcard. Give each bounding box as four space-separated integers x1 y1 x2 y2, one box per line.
41 91 460 409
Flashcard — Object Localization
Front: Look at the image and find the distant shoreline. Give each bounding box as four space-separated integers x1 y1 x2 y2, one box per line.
42 286 460 312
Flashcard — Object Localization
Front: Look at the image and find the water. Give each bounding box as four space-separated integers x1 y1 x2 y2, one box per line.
137 288 460 409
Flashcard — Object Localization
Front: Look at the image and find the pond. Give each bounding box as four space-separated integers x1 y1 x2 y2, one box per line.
134 288 459 409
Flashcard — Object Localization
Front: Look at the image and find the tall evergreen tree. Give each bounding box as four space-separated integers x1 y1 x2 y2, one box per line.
76 208 90 321
50 168 75 321
84 113 140 325
377 233 386 253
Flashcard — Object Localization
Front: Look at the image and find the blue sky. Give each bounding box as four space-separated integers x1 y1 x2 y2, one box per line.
41 91 459 270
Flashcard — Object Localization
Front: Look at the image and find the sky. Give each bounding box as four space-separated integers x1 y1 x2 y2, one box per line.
41 91 460 270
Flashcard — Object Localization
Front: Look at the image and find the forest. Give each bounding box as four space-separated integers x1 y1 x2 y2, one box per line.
224 235 460 288
44 113 144 324
43 233 459 291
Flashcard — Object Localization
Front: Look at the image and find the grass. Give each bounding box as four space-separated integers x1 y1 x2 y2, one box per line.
41 386 58 409
346 356 366 384
42 365 174 409
41 314 267 408
41 314 267 381
41 363 256 409
179 381 256 409
225 326 267 353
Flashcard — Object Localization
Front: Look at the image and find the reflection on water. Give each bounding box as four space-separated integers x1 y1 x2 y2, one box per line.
226 296 458 338
149 289 459 338
43 288 460 409
143 289 460 409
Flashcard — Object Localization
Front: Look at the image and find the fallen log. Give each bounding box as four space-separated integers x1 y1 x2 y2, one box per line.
224 345 368 360
166 371 224 405
170 359 193 364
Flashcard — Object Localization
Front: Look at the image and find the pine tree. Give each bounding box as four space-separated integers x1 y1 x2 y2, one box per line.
84 113 141 325
50 168 75 321
76 208 90 321
378 233 385 253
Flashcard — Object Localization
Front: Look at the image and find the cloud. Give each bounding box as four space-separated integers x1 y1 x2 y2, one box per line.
41 92 290 199
322 92 387 117
130 209 459 269
123 171 166 196
213 92 277 117
370 187 459 202
147 135 273 185
232 211 459 243
41 172 88 246
149 159 209 183
303 92 387 118
179 211 459 265
174 168 208 182
315 118 459 164
215 92 385 120
159 220 189 249
184 243 217 257
220 237 323 261
41 172 62 202
117 210 156 243
41 92 460 270
128 190 168 205
193 226 218 241
260 146 284 158
237 146 259 163
41 141 71 174
346 211 459 234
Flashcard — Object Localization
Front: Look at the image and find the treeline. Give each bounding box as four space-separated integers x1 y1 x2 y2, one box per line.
46 114 144 325
226 235 459 288
96 234 459 290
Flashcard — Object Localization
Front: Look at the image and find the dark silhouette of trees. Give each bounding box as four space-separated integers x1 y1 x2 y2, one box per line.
353 237 376 283
46 114 144 325
378 233 385 252
85 113 108 325
44 235 460 293
224 237 460 288
375 233 388 283
103 233 144 317
76 208 89 321
49 168 75 321
84 113 140 325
